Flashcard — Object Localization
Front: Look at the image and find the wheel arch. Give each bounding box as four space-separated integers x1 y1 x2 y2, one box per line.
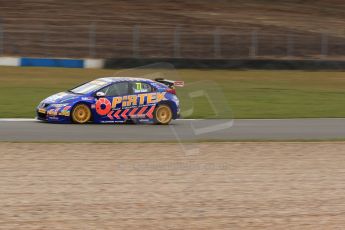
156 100 178 119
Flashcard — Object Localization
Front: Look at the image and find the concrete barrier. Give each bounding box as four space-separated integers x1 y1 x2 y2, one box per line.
0 56 344 70
104 58 345 70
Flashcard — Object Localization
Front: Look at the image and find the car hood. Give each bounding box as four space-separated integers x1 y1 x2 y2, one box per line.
43 92 82 104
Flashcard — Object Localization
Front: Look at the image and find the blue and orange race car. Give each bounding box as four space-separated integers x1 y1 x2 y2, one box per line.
36 77 183 125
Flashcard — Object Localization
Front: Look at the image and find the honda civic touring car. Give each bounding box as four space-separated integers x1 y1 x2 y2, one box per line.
36 77 183 125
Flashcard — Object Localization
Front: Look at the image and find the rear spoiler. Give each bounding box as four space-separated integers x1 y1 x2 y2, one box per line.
154 78 184 88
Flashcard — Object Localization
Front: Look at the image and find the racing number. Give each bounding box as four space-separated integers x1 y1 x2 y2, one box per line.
135 82 142 91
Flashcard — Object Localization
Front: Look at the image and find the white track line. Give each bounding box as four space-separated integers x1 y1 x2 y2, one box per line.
0 118 343 122
0 118 36 122
178 119 205 121
0 118 204 122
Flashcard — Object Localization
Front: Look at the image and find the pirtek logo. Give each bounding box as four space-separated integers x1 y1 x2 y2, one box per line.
111 92 166 108
95 92 167 116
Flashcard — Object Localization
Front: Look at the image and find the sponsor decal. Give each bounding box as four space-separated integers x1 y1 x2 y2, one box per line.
81 97 94 101
47 109 59 116
95 92 166 117
95 98 112 115
91 92 166 122
174 81 185 87
100 120 116 124
59 106 71 117
91 80 108 86
111 92 166 109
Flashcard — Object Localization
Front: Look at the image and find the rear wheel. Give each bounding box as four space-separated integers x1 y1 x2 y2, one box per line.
71 104 91 124
154 104 173 125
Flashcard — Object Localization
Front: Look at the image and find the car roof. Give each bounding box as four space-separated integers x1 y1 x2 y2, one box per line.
97 77 155 83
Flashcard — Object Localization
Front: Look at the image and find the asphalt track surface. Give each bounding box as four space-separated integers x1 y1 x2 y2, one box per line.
1 118 345 141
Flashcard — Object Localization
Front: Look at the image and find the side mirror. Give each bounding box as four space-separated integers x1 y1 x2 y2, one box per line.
95 92 106 97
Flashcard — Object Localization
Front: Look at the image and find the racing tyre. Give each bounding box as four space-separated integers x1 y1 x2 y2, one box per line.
71 104 92 124
154 104 173 125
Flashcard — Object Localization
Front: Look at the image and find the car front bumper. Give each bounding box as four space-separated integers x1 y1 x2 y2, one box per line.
36 108 72 123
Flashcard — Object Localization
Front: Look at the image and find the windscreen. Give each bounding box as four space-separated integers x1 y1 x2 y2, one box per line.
69 80 109 95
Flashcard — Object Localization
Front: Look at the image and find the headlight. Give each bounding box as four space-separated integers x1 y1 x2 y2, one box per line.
38 102 44 108
50 103 69 108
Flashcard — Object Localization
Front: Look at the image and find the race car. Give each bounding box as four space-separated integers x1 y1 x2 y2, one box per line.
36 77 183 125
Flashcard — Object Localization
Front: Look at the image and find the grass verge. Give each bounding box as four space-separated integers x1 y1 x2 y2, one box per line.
0 66 344 118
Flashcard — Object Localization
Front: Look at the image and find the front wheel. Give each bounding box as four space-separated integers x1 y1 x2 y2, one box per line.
154 104 173 125
71 104 92 124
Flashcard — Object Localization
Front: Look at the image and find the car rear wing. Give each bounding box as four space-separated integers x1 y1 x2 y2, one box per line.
154 78 184 88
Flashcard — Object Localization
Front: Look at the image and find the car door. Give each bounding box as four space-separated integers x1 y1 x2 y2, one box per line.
94 81 130 122
130 81 156 119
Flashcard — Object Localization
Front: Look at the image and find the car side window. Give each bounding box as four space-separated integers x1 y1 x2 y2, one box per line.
100 82 129 96
131 82 153 94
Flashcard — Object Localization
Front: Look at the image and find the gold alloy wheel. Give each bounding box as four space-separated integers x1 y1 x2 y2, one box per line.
72 104 91 124
155 105 172 125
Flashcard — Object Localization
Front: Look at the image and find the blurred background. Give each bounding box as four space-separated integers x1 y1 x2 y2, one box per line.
2 2 345 229
0 0 344 60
